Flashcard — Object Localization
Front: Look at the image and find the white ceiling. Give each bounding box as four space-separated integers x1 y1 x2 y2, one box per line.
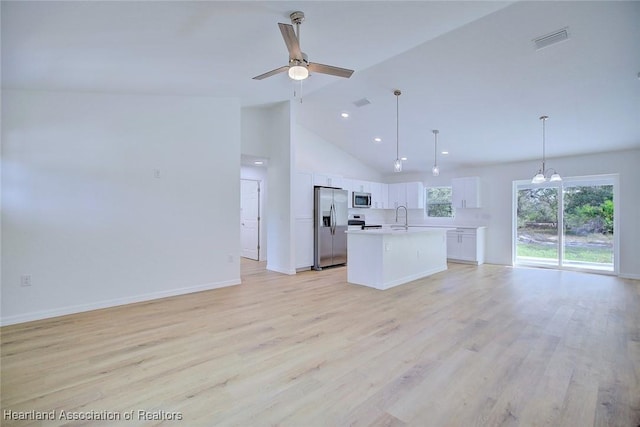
3 1 640 173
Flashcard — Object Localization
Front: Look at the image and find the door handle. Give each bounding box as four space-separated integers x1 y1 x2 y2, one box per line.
332 204 337 234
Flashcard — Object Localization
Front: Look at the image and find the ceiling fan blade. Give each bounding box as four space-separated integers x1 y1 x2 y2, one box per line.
252 65 289 80
278 23 303 60
308 63 354 78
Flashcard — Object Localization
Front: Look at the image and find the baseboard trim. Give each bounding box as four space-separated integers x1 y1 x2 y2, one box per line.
0 279 241 326
266 263 296 275
619 273 640 281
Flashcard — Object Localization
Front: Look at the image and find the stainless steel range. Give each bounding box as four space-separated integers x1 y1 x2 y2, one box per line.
347 214 382 230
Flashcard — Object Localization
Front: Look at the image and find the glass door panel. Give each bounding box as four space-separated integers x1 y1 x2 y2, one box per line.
516 187 559 266
562 184 614 271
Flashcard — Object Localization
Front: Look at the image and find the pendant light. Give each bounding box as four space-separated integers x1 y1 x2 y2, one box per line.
432 129 440 176
531 115 562 184
393 90 402 173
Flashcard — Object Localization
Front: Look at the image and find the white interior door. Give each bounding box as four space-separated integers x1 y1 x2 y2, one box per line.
240 179 260 260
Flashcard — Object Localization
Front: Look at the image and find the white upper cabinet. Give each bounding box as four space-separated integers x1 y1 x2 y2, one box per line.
351 180 371 193
387 183 405 209
369 182 388 209
451 177 481 209
313 173 343 189
405 182 425 209
387 182 424 209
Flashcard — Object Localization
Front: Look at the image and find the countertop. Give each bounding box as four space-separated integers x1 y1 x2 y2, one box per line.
381 224 487 230
346 226 455 235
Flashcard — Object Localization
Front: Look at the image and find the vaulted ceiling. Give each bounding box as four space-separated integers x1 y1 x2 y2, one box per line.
3 1 639 173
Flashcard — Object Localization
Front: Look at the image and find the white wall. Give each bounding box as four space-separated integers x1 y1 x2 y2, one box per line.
295 125 383 182
240 165 268 261
388 149 640 279
1 90 241 325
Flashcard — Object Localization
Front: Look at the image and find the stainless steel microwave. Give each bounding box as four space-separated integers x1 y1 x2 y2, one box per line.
352 192 372 208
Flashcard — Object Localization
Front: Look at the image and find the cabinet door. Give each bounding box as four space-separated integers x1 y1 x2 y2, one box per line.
446 232 460 259
387 183 406 208
458 234 477 261
370 182 385 209
313 173 343 188
451 178 466 209
352 180 370 193
463 178 481 208
451 177 481 208
380 184 388 209
342 178 354 208
405 182 425 209
329 175 344 189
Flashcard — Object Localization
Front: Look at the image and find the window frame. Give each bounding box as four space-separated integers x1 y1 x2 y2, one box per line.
424 186 455 219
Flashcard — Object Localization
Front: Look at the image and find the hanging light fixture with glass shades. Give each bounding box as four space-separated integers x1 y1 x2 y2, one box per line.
531 115 562 184
393 90 402 173
432 129 440 176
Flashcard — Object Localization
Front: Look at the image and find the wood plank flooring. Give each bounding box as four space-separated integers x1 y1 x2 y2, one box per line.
2 262 639 426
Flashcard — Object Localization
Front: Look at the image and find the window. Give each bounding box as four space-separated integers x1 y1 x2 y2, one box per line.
426 186 454 218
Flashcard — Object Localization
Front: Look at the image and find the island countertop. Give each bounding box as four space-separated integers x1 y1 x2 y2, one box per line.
346 227 455 235
346 227 449 290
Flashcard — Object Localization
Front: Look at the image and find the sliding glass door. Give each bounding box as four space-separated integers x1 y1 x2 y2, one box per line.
562 179 615 271
513 175 618 274
516 186 560 267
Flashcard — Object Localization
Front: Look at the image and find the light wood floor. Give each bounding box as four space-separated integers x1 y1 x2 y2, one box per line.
2 262 639 426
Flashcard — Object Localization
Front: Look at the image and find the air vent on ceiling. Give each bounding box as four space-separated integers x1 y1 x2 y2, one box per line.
353 98 371 108
533 27 569 50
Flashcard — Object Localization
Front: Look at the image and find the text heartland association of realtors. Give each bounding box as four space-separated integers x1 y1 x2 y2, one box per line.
3 409 183 421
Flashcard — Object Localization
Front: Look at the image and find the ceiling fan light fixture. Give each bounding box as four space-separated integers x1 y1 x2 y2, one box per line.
288 64 309 80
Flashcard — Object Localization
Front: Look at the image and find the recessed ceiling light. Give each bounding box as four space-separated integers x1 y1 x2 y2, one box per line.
401 157 407 161
341 112 349 118
254 161 264 165
441 151 449 155
373 137 382 143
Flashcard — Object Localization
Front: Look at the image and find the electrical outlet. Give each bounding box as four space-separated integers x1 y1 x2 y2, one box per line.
20 274 32 287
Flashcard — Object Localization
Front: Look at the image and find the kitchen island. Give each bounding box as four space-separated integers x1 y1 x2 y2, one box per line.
346 227 451 290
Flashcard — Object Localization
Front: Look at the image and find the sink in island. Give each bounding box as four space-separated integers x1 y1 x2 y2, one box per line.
346 227 453 290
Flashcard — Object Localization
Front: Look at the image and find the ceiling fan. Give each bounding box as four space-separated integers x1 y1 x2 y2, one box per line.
253 11 354 81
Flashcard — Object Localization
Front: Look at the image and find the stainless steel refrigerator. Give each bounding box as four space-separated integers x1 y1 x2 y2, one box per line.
313 186 348 270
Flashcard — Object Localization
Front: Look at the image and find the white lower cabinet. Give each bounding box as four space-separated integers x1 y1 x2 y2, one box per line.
446 227 486 265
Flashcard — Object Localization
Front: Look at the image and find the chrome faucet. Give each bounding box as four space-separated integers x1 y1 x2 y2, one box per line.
395 205 408 230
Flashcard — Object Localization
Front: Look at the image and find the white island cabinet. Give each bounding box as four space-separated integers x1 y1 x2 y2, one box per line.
347 227 450 290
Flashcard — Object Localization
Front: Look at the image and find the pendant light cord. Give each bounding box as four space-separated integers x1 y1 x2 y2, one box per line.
433 130 438 168
395 90 400 160
540 115 548 174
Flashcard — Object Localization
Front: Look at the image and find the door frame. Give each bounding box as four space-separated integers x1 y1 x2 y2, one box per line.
240 178 261 261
